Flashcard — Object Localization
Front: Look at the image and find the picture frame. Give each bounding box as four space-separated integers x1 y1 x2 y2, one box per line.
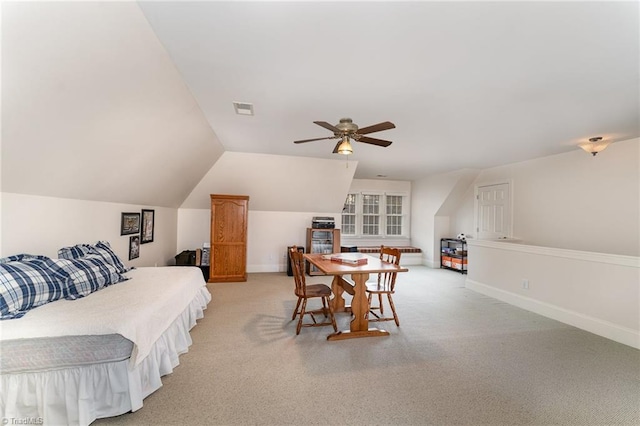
121 212 141 236
129 235 140 260
141 209 155 244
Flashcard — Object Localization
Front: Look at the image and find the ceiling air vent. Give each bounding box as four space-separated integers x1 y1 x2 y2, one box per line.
233 102 254 116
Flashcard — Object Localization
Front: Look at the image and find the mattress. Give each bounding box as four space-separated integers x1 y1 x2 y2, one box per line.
0 266 206 366
1 334 133 374
0 266 211 426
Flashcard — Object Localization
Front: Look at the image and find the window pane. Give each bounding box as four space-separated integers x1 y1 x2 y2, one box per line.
386 195 402 215
342 215 355 235
362 195 380 235
386 216 402 235
342 194 357 235
386 195 403 236
362 195 379 215
344 194 357 214
362 215 379 235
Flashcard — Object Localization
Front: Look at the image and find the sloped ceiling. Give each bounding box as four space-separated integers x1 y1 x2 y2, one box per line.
1 1 224 208
2 1 638 211
139 1 639 181
181 152 356 212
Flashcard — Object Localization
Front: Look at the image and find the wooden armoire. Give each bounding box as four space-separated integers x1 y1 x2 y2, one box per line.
209 194 249 282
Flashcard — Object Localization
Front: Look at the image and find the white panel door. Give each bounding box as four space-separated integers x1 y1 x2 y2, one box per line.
477 183 510 239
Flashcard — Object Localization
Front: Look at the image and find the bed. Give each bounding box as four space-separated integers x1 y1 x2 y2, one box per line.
0 260 211 426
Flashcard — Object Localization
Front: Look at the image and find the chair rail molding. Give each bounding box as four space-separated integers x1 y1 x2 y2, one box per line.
466 239 640 268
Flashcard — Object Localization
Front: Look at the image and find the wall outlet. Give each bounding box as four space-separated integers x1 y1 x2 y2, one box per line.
521 279 529 290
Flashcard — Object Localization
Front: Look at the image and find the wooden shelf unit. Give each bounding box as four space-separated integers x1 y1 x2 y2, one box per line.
305 228 340 275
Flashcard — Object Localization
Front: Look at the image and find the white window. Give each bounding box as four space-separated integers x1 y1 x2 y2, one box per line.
342 192 407 237
386 195 403 236
342 194 357 235
362 194 380 235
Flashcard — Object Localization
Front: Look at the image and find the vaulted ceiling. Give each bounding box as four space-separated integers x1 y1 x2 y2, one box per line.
138 1 639 180
2 1 638 208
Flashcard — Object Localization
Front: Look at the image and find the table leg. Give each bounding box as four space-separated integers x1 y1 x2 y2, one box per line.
330 276 346 313
350 272 369 331
327 272 389 341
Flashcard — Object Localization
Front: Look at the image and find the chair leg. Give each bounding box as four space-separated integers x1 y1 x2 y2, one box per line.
326 296 338 332
366 293 373 320
321 296 328 318
378 294 384 314
292 297 302 321
296 298 308 335
388 294 399 326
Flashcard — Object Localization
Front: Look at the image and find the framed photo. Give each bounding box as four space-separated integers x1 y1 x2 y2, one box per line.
141 209 155 244
121 212 141 236
129 235 140 260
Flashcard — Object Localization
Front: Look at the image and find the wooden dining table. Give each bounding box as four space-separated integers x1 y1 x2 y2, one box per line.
303 253 408 341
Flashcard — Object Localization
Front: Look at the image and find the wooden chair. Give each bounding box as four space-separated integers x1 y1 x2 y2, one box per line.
288 247 337 335
365 246 402 326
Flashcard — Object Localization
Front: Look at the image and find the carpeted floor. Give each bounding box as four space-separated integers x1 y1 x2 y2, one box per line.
95 266 640 425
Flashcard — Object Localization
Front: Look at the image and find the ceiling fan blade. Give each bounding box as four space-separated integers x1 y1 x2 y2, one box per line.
294 136 335 144
357 121 396 135
313 121 341 133
358 136 393 147
332 141 342 154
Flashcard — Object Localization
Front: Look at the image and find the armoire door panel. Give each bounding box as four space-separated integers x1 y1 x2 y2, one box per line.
209 194 249 283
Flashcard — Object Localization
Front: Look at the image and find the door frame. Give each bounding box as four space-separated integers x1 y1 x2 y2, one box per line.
473 179 514 240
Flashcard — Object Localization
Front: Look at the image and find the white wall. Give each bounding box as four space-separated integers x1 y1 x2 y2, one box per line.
455 138 640 256
2 2 224 208
466 240 640 349
177 177 423 272
176 152 357 272
180 152 356 212
411 169 480 267
455 139 640 349
0 193 178 268
177 209 341 272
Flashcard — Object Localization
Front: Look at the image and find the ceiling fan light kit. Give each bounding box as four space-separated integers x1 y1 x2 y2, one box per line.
294 117 396 155
337 136 353 155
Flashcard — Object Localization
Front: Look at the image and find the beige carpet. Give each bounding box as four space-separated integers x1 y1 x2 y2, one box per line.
95 266 640 425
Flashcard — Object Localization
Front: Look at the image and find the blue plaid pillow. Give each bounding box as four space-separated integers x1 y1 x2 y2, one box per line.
0 258 68 319
52 258 128 300
58 244 94 260
0 254 50 264
57 241 130 274
90 241 130 273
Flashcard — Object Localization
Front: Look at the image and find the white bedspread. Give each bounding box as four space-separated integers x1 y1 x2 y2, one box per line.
0 266 210 366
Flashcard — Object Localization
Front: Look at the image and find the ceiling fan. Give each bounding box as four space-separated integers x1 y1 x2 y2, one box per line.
294 118 395 155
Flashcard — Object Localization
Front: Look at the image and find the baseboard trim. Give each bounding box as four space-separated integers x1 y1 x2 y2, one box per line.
248 264 282 273
465 279 640 350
